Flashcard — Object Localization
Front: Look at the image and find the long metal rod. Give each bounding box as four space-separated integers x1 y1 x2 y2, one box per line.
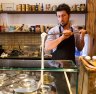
40 32 47 94
47 31 80 35
64 71 73 94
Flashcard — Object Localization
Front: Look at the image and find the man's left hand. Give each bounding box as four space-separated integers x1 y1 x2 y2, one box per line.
79 29 86 37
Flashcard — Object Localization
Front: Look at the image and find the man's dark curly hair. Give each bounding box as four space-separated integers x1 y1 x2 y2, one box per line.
56 3 71 15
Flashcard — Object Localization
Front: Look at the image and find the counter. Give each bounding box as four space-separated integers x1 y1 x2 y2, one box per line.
0 59 78 94
79 56 96 94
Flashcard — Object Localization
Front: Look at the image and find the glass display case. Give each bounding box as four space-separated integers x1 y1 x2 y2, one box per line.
0 59 79 94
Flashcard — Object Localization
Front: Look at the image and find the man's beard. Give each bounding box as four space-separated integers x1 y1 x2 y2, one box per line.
60 22 68 28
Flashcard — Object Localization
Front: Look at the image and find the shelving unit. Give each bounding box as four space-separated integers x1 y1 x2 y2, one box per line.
0 32 41 34
0 10 87 14
0 10 87 33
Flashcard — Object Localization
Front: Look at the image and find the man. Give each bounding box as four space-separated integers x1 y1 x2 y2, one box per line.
45 3 86 94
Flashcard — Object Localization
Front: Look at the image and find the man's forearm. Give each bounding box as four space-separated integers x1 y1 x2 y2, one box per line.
77 29 86 51
75 34 85 51
80 35 85 48
45 36 64 51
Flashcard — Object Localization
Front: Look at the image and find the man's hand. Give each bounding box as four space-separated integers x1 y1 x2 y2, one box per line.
79 29 86 38
61 30 73 40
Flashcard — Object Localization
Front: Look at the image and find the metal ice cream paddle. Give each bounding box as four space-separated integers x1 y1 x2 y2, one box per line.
39 32 47 93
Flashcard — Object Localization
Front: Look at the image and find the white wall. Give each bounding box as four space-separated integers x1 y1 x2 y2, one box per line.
0 0 86 26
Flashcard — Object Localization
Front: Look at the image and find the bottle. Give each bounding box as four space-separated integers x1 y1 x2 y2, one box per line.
35 3 38 11
38 3 41 11
35 25 40 33
1 23 5 32
41 3 44 11
5 23 8 32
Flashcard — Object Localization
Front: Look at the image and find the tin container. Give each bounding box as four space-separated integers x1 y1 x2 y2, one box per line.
32 5 35 11
0 4 3 11
18 4 22 11
29 5 32 11
26 4 29 11
22 4 26 11
16 5 19 11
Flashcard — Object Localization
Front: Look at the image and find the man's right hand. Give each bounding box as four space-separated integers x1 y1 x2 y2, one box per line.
61 30 73 40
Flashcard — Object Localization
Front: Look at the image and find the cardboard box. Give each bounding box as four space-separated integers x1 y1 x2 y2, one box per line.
2 3 14 11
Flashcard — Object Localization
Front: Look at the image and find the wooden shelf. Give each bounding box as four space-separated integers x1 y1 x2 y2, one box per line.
0 10 87 14
0 32 41 34
71 11 87 14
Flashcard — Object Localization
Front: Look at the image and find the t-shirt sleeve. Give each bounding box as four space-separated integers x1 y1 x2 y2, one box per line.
46 28 56 40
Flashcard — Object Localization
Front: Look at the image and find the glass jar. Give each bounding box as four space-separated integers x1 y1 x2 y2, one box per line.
80 4 86 11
